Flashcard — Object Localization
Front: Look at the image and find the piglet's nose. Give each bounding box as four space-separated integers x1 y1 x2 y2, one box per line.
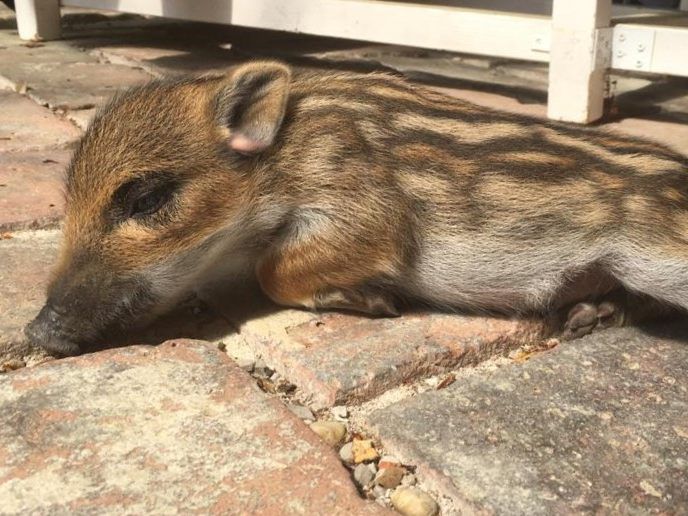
25 303 61 342
24 303 81 357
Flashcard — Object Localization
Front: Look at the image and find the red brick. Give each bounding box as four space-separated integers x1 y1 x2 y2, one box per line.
0 91 81 152
216 291 548 409
0 340 389 514
0 151 69 231
26 62 152 111
0 38 152 110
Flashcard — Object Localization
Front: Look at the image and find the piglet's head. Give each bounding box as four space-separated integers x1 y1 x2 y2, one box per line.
26 61 292 356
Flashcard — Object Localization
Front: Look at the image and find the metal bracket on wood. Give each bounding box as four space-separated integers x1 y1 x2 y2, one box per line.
611 26 656 72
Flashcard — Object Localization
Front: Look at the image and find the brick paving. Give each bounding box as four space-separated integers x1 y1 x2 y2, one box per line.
0 340 388 515
0 152 70 230
367 324 688 514
0 90 80 152
215 299 548 409
0 5 686 514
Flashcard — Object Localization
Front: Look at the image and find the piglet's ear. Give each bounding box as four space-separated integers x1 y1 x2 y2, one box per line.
214 61 291 155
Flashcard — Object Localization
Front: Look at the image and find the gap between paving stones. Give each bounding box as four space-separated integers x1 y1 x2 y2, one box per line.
237 330 554 514
226 319 564 513
343 355 519 515
242 351 444 514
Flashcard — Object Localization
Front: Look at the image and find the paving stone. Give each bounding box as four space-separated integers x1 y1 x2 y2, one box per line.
211 287 548 409
366 325 688 514
64 107 96 131
86 39 240 78
0 91 81 152
0 33 151 110
0 339 388 514
607 118 688 157
26 61 149 110
0 30 91 66
62 22 242 77
0 230 60 368
0 151 70 230
68 22 363 78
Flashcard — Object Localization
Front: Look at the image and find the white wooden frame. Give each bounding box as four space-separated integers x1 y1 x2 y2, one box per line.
13 0 688 123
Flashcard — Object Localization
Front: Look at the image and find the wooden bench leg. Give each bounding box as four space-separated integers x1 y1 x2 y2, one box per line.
15 0 61 41
547 0 612 123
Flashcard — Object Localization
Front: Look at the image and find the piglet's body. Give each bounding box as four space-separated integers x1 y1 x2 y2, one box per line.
26 61 688 355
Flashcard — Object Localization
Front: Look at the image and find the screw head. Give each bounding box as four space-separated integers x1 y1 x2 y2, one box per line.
619 33 626 42
636 60 643 68
638 44 645 52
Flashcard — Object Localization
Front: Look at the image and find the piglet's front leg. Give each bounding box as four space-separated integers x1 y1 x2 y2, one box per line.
256 238 401 317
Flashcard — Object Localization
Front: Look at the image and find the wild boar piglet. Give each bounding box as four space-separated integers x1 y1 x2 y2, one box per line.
25 60 688 356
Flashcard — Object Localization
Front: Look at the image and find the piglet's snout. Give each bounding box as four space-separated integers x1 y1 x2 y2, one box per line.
25 302 81 357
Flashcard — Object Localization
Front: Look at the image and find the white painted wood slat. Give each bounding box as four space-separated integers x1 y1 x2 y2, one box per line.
61 0 552 62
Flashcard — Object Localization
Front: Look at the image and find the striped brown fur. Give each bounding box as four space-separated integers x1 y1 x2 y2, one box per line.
25 61 688 355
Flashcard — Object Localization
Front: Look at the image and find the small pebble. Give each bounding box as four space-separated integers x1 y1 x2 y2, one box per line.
352 439 380 463
353 463 375 488
217 342 227 352
256 377 277 394
331 405 348 420
367 462 378 475
378 455 402 468
236 358 255 373
375 464 405 489
309 421 347 447
276 381 297 394
390 487 439 516
640 479 662 498
253 358 273 377
339 441 354 463
288 403 315 421
373 485 387 498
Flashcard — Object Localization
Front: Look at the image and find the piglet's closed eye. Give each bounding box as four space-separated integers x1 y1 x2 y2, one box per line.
214 61 291 155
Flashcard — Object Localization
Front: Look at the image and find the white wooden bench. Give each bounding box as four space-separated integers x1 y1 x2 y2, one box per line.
14 0 688 123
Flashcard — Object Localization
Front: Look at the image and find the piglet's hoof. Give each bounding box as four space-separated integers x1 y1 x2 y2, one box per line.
562 300 624 340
